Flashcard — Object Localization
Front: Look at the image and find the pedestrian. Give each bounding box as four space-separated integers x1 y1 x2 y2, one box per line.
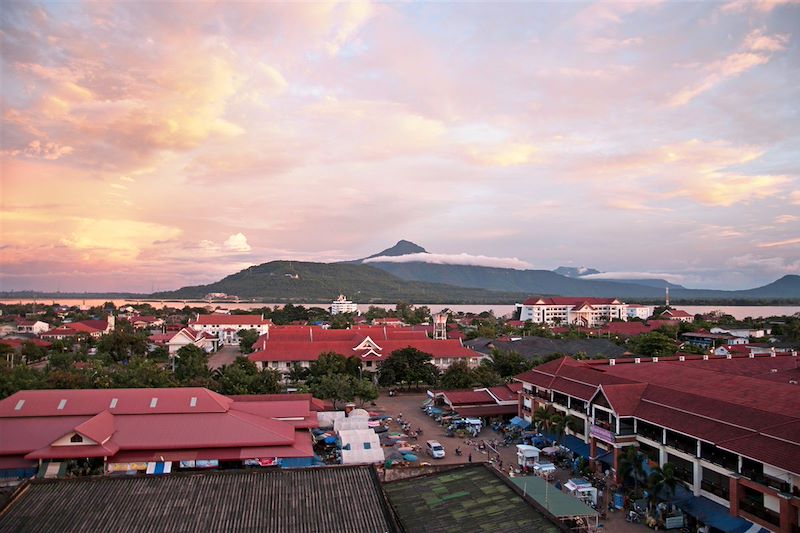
499 459 503 470
468 453 472 463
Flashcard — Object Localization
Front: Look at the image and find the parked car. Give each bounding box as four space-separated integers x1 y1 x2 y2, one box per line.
426 440 446 459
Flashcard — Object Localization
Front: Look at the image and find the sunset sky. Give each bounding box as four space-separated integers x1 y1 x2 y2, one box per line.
1 1 799 293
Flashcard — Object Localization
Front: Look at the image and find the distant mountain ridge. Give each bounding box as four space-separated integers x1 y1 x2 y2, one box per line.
145 240 800 303
360 240 800 301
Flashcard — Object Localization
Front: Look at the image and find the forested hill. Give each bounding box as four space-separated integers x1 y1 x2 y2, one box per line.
150 261 527 303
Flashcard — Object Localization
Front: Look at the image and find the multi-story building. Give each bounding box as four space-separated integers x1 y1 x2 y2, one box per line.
330 294 359 315
188 314 271 345
626 305 653 321
517 297 628 327
515 354 800 533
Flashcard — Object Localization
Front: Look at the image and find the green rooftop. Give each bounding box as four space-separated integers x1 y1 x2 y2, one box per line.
509 476 598 519
384 465 561 533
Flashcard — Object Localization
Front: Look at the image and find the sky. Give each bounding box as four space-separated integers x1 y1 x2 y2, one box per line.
1 1 799 293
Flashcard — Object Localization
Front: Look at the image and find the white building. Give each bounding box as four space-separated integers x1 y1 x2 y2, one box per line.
626 305 653 321
188 314 271 345
16 320 50 335
710 327 770 339
517 297 627 328
330 294 358 315
166 327 220 355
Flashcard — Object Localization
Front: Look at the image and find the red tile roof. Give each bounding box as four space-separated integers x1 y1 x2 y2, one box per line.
0 389 320 465
522 297 622 306
513 355 800 475
190 314 271 326
249 338 478 363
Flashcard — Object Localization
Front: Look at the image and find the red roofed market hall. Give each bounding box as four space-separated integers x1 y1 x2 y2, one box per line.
514 353 800 533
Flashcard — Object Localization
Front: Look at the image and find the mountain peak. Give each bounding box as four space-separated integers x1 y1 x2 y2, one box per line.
363 240 428 261
553 266 601 278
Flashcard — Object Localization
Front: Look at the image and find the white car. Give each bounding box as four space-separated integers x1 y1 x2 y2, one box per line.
426 440 446 459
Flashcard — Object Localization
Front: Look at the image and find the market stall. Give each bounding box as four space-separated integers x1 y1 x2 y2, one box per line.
533 461 557 479
564 478 598 506
516 445 541 469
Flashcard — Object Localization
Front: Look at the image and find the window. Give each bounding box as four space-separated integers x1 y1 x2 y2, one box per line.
70 434 84 443
366 361 373 367
363 442 371 449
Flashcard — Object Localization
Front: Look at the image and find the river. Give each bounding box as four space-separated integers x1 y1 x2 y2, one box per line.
1 299 798 320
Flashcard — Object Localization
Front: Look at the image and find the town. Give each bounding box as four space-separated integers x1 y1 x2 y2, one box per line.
1 294 798 532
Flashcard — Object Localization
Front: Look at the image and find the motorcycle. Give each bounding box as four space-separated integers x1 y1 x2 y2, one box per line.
455 447 463 456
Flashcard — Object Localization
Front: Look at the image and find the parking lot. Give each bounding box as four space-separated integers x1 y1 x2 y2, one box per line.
372 392 646 532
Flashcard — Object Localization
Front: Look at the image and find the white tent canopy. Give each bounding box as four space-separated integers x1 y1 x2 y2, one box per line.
339 429 385 465
335 416 370 432
317 411 346 429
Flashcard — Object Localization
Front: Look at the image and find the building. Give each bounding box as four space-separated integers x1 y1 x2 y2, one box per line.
330 294 359 315
40 316 115 341
427 383 522 418
126 315 165 330
711 327 771 339
0 466 400 533
188 314 271 345
16 319 50 335
515 354 800 532
165 327 220 355
682 331 749 349
660 309 694 323
626 305 653 321
517 297 628 327
0 387 319 480
384 464 562 533
249 326 484 375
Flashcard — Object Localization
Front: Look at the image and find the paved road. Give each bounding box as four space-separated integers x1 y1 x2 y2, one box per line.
207 345 241 370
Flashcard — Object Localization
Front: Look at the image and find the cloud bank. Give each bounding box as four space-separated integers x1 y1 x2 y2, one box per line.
364 253 533 270
581 272 686 284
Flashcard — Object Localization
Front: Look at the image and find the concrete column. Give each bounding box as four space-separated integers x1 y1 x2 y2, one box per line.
659 445 667 468
728 474 740 517
590 437 598 468
613 447 621 484
693 458 702 496
778 493 797 533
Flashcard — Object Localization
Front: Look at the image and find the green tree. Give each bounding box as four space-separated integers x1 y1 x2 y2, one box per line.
0 364 46 399
287 363 310 384
439 360 474 390
113 357 176 388
310 373 355 408
486 349 534 378
174 345 210 383
471 364 503 387
378 347 438 390
627 332 677 357
237 329 260 354
352 378 379 406
618 446 647 496
647 463 679 511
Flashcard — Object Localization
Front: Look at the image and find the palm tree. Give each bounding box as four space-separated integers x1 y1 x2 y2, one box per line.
647 463 679 511
551 413 577 443
533 405 555 434
617 446 647 497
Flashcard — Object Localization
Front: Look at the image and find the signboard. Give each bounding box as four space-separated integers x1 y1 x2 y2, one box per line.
590 425 615 444
665 515 685 529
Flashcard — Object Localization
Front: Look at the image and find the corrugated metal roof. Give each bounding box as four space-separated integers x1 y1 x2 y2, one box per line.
0 467 399 533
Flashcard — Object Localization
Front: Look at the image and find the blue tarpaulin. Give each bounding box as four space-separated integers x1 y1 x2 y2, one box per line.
675 496 755 533
510 416 531 429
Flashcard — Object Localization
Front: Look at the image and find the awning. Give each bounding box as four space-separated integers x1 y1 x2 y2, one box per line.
509 416 531 429
455 404 518 417
675 496 755 533
562 435 591 459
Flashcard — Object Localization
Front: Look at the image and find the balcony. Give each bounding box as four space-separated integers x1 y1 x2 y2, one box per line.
739 499 781 528
741 470 792 494
700 479 730 500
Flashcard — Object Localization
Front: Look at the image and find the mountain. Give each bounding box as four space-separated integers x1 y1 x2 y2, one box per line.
359 242 800 302
150 261 526 303
553 266 601 277
360 240 428 261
